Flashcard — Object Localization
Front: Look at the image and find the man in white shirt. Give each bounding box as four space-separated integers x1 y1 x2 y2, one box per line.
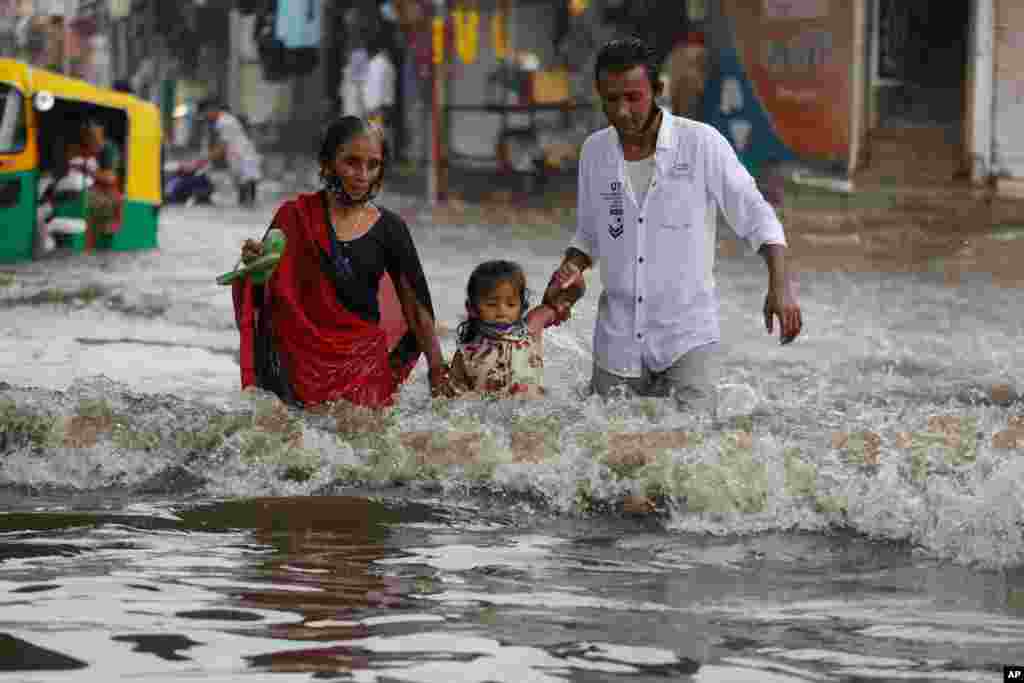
340 47 370 117
363 38 397 152
199 100 263 207
340 36 396 146
364 45 396 125
543 38 802 415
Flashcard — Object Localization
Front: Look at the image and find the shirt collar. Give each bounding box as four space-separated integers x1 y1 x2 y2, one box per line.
654 107 675 151
612 107 675 159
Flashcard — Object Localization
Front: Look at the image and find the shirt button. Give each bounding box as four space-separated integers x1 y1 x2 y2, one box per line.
637 296 643 303
637 333 643 339
638 217 644 223
638 257 644 263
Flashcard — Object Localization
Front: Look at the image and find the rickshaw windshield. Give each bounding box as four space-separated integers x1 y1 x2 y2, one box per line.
0 83 27 154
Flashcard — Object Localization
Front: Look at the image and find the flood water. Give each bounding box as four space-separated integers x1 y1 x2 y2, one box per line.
0 197 1022 681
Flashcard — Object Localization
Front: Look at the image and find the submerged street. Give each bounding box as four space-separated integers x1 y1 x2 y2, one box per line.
0 188 1023 680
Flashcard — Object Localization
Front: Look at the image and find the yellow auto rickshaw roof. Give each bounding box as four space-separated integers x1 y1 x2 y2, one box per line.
0 59 163 203
0 58 160 125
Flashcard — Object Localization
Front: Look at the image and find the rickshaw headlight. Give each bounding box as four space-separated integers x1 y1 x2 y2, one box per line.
33 91 55 112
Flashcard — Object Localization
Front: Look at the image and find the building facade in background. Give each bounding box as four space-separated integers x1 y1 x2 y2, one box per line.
2 0 1023 192
697 0 1024 195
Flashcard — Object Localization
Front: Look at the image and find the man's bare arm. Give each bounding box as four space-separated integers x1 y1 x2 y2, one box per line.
758 243 786 290
758 243 802 343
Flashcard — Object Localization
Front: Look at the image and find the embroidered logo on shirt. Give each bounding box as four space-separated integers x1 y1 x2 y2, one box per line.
602 180 625 238
669 161 694 180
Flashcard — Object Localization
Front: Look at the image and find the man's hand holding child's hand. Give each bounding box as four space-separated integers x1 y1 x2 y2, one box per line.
543 262 586 321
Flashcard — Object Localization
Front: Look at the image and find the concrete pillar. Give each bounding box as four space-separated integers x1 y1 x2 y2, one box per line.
968 0 994 184
228 8 242 114
848 0 867 176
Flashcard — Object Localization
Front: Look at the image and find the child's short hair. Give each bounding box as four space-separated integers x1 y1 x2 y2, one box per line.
458 260 531 344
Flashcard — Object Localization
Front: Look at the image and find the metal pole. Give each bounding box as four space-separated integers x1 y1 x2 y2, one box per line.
228 8 242 114
429 0 447 206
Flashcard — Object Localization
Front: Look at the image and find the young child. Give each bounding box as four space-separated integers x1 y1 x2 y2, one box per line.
446 260 582 399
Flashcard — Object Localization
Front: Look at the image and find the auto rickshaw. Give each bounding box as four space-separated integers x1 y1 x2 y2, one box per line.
0 59 162 263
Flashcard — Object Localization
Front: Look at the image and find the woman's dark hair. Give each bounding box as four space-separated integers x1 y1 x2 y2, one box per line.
457 260 531 344
318 115 391 189
594 37 662 88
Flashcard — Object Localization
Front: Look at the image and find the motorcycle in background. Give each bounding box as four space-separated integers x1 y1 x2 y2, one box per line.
163 159 215 206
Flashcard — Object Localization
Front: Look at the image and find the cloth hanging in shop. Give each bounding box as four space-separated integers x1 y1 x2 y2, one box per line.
254 2 319 81
274 0 321 50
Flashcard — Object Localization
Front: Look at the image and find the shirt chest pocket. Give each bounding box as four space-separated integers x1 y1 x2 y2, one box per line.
654 152 701 217
651 187 700 235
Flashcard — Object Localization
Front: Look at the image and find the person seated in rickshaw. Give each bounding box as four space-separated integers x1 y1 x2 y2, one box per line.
57 119 124 251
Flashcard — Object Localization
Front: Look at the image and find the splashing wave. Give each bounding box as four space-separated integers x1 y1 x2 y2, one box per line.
1 375 1022 569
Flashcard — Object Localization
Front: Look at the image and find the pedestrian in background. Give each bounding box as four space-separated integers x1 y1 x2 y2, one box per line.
198 100 263 207
664 32 708 120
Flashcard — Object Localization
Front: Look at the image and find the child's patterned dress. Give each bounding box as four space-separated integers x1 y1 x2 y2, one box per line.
453 324 545 398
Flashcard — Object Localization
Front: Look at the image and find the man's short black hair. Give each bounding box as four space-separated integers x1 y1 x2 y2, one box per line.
594 37 662 89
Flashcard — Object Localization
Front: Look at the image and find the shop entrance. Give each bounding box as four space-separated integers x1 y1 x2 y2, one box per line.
859 0 970 186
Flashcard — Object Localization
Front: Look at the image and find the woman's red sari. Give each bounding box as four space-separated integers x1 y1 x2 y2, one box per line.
232 192 429 408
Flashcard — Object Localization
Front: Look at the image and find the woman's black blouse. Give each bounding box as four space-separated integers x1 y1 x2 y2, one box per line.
315 197 435 368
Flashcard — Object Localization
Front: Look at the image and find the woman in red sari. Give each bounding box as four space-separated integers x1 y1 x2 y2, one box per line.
233 116 450 408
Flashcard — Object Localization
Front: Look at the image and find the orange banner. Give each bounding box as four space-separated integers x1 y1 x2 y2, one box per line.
723 0 852 163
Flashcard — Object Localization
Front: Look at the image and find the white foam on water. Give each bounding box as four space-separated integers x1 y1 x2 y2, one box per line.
3 368 1024 568
307 614 446 629
280 564 330 574
426 589 680 613
342 633 692 683
718 657 831 681
399 521 515 532
835 669 1001 682
693 664 814 682
576 642 680 666
374 535 563 572
856 624 1022 646
3 627 315 681
696 596 1024 630
757 648 919 668
180 577 325 593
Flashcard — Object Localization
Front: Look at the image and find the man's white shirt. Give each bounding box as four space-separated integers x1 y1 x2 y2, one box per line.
340 50 394 122
570 109 786 378
364 53 396 114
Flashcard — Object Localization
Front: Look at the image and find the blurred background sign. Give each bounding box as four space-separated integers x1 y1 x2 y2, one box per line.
702 0 854 176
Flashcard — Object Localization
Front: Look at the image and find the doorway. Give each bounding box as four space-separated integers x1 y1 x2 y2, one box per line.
860 0 971 185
